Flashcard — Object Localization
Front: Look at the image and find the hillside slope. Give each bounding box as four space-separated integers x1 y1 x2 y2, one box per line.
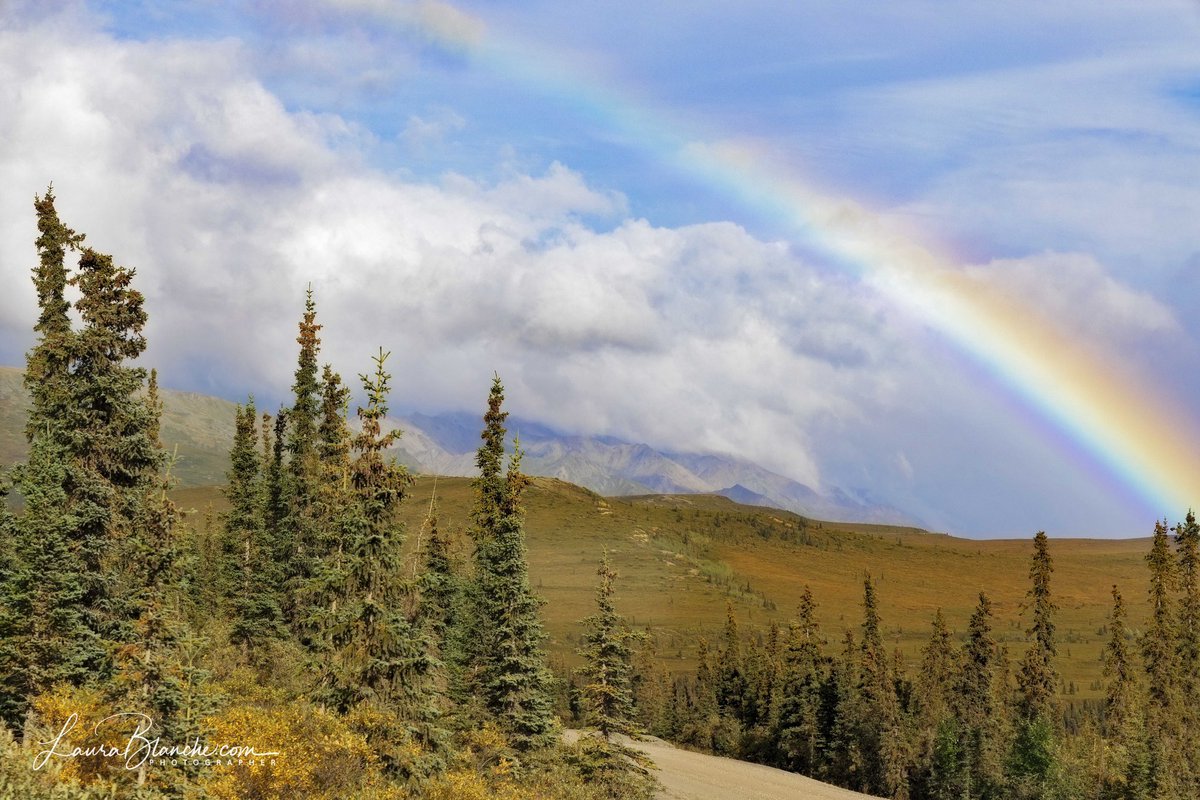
174 475 1152 703
0 365 237 487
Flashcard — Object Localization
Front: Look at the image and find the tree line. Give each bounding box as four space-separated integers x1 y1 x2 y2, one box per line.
627 522 1200 800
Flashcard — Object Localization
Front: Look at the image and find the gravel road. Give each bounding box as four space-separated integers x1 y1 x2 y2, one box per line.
567 731 884 800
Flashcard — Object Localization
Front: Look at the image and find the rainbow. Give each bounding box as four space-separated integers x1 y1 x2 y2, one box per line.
403 6 1200 519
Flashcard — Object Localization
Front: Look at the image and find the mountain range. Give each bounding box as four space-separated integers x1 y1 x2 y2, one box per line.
0 366 918 526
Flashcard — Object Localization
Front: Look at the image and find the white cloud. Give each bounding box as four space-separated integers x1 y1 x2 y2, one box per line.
963 252 1181 351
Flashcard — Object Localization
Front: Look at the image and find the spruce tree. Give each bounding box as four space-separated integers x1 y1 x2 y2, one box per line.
299 364 354 668
283 287 324 630
857 576 908 799
715 603 746 726
66 244 160 673
470 386 558 749
687 637 719 750
262 408 289 574
24 187 84 444
111 441 193 781
0 477 18 729
747 620 782 732
326 350 443 777
1102 585 1151 799
417 501 449 639
1143 520 1186 799
1144 520 1178 710
1016 531 1058 721
776 586 826 776
5 192 159 706
223 401 284 652
632 641 674 739
576 550 638 740
334 349 414 702
1 435 93 735
288 286 322 467
418 500 460 696
1173 510 1200 785
316 364 352 485
957 592 1005 800
825 628 863 788
1009 531 1059 797
911 609 960 800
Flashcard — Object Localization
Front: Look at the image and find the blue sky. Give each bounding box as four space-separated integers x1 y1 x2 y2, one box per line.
2 0 1199 537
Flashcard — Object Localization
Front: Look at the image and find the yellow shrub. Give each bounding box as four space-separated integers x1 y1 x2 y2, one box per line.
26 684 132 786
198 702 385 800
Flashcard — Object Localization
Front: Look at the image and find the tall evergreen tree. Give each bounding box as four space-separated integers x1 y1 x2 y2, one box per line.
1144 520 1178 711
288 286 322 467
322 350 443 779
715 603 747 725
332 350 414 702
685 637 719 750
957 592 1006 800
4 192 160 712
911 609 960 800
223 401 284 652
24 187 84 444
1103 586 1135 731
1173 509 1200 781
420 501 456 652
745 620 782 732
316 364 352 484
469 378 558 749
0 475 18 728
0 435 93 735
283 287 324 629
298 364 354 666
776 586 826 776
856 576 908 799
1143 520 1186 799
825 628 863 788
576 550 639 740
1009 531 1059 798
111 440 194 784
262 408 289 575
1102 585 1151 800
1017 531 1058 721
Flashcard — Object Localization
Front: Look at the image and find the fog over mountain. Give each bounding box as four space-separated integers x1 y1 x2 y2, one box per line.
384 411 922 526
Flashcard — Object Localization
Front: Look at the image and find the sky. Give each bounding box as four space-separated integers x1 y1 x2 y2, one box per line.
1 0 1199 537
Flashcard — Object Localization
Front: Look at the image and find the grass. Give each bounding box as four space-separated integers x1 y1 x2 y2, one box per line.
174 474 1158 703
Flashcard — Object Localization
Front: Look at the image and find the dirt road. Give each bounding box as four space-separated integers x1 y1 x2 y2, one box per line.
568 731 883 800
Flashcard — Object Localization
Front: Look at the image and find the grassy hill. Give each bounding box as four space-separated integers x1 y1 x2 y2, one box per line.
0 365 236 487
173 475 1153 704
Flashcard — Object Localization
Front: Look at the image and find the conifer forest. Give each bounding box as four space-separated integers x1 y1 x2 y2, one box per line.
4 191 1200 800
